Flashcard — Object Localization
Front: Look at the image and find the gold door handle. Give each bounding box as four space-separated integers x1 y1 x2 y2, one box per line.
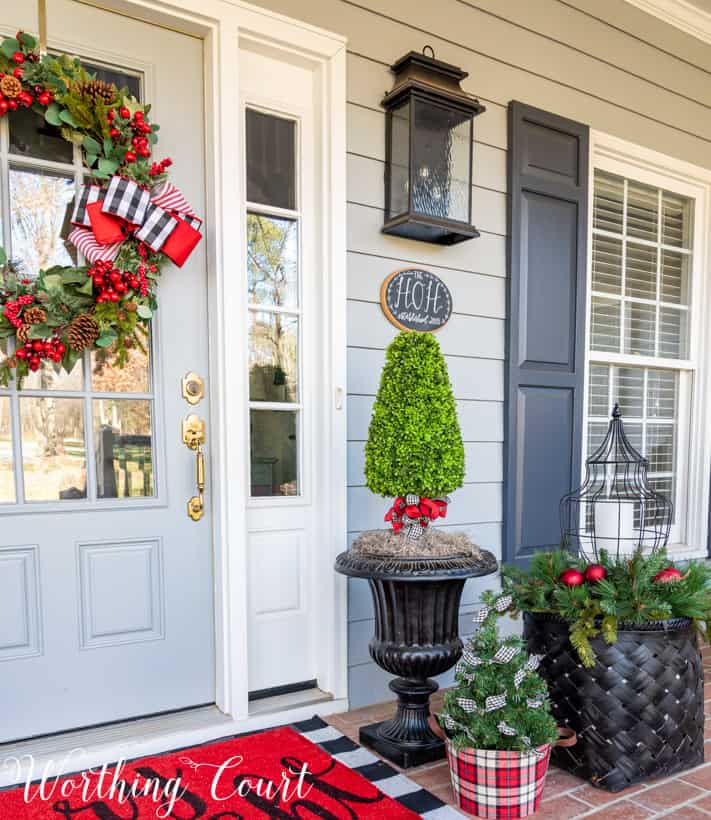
183 414 206 521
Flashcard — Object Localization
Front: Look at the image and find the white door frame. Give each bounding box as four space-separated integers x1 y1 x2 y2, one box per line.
53 0 347 720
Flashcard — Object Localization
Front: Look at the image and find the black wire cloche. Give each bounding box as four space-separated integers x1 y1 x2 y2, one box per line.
560 404 673 561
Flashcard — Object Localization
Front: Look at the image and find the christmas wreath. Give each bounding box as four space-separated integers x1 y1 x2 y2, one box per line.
502 548 711 667
0 30 202 386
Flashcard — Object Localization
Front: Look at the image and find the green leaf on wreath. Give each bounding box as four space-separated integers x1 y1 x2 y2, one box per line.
59 109 78 128
136 305 152 320
82 135 102 156
103 137 114 158
44 103 63 127
0 247 7 266
98 158 119 177
18 32 37 49
96 330 118 348
78 277 94 295
0 38 19 59
61 269 89 285
42 273 62 292
63 348 82 372
85 153 98 168
28 324 51 340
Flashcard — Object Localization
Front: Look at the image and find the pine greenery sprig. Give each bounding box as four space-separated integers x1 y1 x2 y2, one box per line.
439 591 558 752
502 548 711 667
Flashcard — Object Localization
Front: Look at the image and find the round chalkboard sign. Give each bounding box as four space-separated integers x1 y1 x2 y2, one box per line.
380 268 453 332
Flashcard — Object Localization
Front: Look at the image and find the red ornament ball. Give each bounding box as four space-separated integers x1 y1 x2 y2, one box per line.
11 52 24 65
584 564 607 583
559 568 585 587
653 566 683 584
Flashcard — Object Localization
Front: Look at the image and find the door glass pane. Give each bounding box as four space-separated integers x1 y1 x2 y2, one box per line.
246 110 296 210
247 214 298 307
0 397 14 503
249 311 298 402
9 167 75 276
250 409 297 496
91 341 151 393
93 399 153 498
83 63 141 100
20 397 86 501
9 108 73 163
24 356 83 391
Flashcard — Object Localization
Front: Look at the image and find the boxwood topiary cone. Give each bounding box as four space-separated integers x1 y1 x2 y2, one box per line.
365 331 464 498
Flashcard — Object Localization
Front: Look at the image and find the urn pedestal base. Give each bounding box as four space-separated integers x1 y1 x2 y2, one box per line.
359 677 443 768
335 547 498 769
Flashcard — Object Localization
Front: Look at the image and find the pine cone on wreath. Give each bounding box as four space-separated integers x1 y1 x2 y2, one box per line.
67 314 100 351
0 75 22 99
23 306 46 325
78 79 116 106
16 323 31 345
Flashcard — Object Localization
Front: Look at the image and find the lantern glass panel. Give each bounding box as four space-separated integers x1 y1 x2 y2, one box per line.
411 98 471 223
387 100 410 219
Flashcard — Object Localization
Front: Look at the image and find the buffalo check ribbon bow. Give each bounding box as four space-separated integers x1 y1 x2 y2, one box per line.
68 176 203 267
471 594 513 624
384 494 450 542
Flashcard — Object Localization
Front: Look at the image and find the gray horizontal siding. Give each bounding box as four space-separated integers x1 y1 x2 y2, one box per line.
251 0 711 705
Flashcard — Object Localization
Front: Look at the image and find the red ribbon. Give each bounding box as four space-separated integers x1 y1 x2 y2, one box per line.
384 495 449 534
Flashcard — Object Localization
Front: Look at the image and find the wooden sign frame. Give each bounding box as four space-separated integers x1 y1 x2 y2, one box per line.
380 267 453 333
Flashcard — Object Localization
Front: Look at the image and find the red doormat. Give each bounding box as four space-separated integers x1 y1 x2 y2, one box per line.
0 717 460 818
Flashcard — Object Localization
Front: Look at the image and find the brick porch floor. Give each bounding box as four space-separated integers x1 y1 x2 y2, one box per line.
326 644 711 818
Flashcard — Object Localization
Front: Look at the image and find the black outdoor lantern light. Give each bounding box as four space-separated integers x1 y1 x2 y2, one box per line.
560 404 673 562
382 47 485 245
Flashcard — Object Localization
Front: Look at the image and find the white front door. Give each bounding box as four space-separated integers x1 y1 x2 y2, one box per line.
0 0 214 742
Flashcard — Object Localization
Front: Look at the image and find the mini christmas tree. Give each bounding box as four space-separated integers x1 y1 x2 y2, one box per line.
440 591 558 752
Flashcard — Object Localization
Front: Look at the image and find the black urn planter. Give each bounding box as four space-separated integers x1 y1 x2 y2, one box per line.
523 611 705 791
335 549 497 768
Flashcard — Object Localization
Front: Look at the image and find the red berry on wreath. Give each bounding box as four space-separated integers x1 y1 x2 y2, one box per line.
12 52 24 65
124 150 136 163
37 92 51 106
584 564 607 583
559 568 585 587
119 106 130 119
8 99 17 110
15 349 25 360
12 67 22 79
133 110 144 122
0 101 8 115
653 566 683 584
109 127 120 139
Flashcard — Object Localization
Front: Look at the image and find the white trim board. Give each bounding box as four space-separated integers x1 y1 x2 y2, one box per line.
623 0 711 46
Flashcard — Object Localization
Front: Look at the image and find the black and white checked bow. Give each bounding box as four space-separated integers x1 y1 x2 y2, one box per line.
460 649 484 668
492 645 521 664
471 594 513 623
514 668 526 688
523 654 543 672
526 695 545 709
497 721 517 736
485 693 507 712
457 697 478 713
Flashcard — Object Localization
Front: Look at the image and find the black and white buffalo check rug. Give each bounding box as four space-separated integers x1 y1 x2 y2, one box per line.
293 716 464 818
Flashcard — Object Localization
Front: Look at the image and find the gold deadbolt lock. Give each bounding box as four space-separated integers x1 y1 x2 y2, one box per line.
182 372 205 405
182 414 206 521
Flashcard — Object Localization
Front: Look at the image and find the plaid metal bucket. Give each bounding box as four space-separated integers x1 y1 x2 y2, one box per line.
445 741 552 819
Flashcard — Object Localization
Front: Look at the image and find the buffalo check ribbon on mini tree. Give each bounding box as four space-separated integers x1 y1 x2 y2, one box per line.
69 176 202 268
384 493 450 541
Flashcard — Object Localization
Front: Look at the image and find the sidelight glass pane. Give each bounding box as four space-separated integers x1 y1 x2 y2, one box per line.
248 311 298 402
91 340 150 393
9 108 73 164
250 409 298 496
246 109 296 210
93 399 153 498
20 397 86 501
0 397 14 503
24 356 83 391
9 167 75 276
247 214 298 308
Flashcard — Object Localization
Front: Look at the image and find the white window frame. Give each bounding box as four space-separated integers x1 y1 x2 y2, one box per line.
587 132 711 558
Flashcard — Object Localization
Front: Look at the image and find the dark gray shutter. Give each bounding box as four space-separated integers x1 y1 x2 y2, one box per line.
503 102 590 565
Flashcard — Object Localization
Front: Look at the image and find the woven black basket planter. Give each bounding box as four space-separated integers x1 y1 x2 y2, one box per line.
523 611 704 792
